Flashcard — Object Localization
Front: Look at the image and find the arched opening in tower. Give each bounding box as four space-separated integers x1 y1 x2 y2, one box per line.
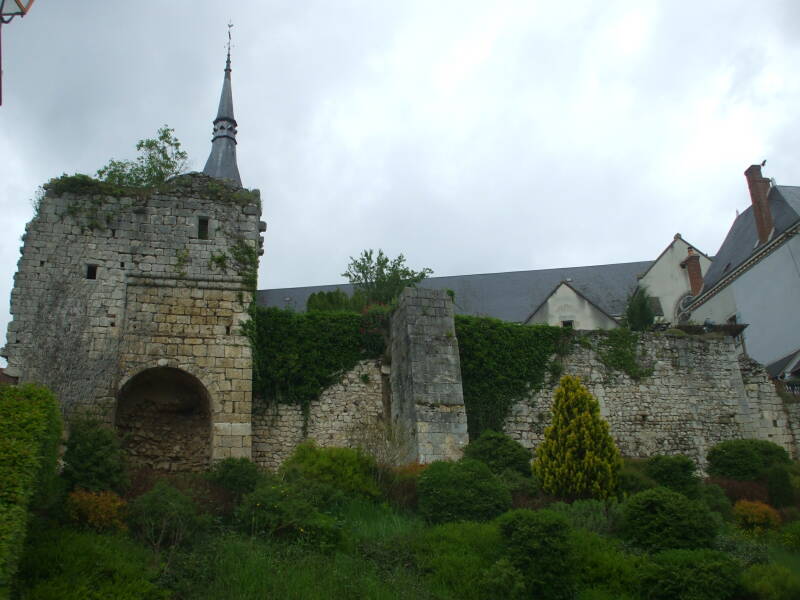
116 367 211 471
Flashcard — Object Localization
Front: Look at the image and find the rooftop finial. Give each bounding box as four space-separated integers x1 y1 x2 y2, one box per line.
226 21 232 71
202 23 242 186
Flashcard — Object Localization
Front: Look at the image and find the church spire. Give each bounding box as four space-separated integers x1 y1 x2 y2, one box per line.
203 24 242 186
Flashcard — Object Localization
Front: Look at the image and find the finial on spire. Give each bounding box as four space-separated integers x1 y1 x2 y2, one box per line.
226 21 233 71
202 24 242 186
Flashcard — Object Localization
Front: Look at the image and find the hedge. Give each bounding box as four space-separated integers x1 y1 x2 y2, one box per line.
0 384 61 598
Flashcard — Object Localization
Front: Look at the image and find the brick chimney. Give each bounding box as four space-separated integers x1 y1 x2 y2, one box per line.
681 247 703 296
744 164 773 245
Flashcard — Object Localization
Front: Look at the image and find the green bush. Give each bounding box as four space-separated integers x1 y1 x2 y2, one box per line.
15 525 168 600
0 384 61 598
417 459 511 524
127 480 206 555
616 458 657 497
495 509 575 600
462 430 531 476
206 457 263 502
765 464 795 508
781 519 800 551
741 563 800 600
713 531 769 567
548 499 623 536
413 521 502 600
644 454 699 497
637 549 740 600
235 478 342 550
707 439 790 481
621 487 718 551
280 441 380 501
699 483 733 520
569 528 642 599
62 421 127 493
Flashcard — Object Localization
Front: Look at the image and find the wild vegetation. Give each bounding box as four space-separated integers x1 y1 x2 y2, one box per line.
5 380 800 599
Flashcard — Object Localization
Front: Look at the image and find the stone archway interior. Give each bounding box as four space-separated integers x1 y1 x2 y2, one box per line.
116 367 211 472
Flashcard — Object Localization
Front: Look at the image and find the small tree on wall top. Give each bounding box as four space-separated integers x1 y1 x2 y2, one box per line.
533 375 622 500
342 249 433 305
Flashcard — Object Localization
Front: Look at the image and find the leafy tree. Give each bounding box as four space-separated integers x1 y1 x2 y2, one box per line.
341 249 432 305
96 125 188 187
624 286 655 331
533 375 621 500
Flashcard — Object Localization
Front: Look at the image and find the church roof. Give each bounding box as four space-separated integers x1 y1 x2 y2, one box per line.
699 185 800 294
256 260 651 322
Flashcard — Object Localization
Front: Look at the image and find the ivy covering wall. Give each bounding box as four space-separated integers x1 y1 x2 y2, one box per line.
455 316 569 439
242 307 386 421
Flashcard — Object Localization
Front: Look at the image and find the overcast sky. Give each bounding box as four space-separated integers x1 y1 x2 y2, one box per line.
1 1 799 357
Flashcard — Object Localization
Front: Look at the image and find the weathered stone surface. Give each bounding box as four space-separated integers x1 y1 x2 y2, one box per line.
3 173 262 470
390 288 468 463
252 360 384 470
503 332 796 468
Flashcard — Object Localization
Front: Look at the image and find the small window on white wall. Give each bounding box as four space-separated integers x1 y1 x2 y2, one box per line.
561 320 574 329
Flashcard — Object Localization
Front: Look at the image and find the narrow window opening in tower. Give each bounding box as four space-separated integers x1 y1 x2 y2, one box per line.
198 217 210 240
225 325 231 335
86 264 98 280
111 228 116 238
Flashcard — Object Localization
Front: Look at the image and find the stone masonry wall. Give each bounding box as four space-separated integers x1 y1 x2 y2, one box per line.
504 332 795 468
2 173 263 469
252 360 384 470
390 288 468 463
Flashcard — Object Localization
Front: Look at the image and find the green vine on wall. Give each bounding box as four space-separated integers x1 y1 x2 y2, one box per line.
208 239 259 300
241 307 386 431
455 315 571 439
596 328 653 381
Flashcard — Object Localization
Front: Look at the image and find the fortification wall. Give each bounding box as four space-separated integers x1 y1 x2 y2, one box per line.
2 173 263 469
504 332 795 467
252 360 384 470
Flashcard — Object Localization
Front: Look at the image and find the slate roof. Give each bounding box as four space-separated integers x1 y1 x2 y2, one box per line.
700 185 800 293
765 348 800 379
256 260 651 322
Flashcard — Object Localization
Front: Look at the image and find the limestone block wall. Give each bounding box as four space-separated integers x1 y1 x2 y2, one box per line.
252 360 384 470
390 288 468 463
504 332 795 467
2 173 263 469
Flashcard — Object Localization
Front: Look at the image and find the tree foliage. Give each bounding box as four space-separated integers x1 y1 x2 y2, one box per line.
96 125 188 187
624 286 655 331
341 249 432 305
533 375 621 500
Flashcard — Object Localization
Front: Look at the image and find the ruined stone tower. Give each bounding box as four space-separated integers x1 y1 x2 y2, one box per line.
2 50 264 471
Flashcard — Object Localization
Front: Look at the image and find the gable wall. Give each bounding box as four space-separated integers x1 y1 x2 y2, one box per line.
527 284 619 329
639 237 711 323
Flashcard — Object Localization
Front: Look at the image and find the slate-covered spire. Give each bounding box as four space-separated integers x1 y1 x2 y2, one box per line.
203 29 242 186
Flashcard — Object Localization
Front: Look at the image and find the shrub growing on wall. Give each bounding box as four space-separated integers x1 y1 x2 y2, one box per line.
280 441 380 501
417 459 511 524
621 487 717 552
495 509 576 600
62 420 128 493
462 430 532 477
637 549 740 600
533 375 621 500
644 454 700 498
706 439 790 481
